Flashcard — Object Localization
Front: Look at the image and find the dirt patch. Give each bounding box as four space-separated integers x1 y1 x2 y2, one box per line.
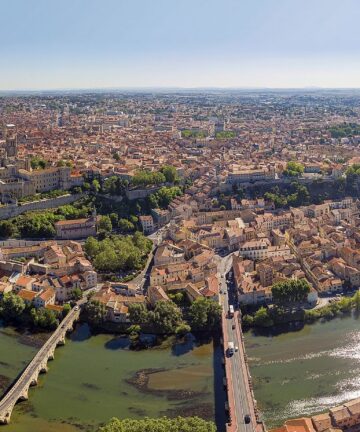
18 332 50 349
125 368 210 401
0 374 11 393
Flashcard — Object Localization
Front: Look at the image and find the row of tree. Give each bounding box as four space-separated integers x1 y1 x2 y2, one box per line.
84 233 153 273
242 291 360 329
271 279 310 304
99 416 216 432
131 165 179 188
84 297 222 335
264 182 310 209
0 292 70 330
128 297 222 334
0 199 93 239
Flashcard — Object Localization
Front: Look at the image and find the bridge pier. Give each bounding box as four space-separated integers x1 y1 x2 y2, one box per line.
18 392 28 402
39 365 48 374
57 336 66 346
0 411 11 425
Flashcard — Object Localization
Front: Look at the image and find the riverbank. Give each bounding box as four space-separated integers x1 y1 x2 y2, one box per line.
242 291 360 330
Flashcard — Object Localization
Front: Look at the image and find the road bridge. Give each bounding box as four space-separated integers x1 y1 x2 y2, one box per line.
217 253 265 432
0 306 80 424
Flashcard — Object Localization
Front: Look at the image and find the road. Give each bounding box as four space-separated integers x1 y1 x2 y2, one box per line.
216 253 257 432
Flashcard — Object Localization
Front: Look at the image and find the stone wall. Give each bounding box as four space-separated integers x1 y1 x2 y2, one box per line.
0 193 83 221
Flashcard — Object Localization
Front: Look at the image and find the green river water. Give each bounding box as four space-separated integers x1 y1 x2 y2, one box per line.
0 323 225 432
245 315 360 428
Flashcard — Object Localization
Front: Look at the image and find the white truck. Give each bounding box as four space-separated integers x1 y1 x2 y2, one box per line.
228 304 234 318
228 341 235 356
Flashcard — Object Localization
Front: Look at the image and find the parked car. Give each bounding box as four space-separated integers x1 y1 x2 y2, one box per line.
244 415 251 424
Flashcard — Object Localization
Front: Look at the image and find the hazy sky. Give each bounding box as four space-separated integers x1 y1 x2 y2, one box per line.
2 0 360 90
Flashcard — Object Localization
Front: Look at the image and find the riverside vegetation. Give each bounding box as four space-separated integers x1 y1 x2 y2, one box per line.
242 290 360 329
0 292 71 330
84 297 222 345
99 416 217 432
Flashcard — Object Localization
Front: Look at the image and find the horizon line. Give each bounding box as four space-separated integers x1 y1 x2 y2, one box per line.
2 85 360 94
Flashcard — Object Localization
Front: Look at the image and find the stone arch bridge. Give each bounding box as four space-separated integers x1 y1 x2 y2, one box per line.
0 306 80 424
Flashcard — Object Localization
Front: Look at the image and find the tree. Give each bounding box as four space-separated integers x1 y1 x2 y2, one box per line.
353 290 360 312
82 182 91 191
84 300 106 325
71 288 83 301
84 234 152 273
109 213 119 226
85 236 100 258
98 215 112 234
271 279 310 304
30 308 59 330
150 186 182 209
188 297 222 331
253 307 274 327
91 179 101 193
112 152 120 161
16 211 59 238
99 416 217 432
118 218 135 233
0 293 25 320
102 176 125 196
128 303 149 325
160 165 178 183
149 301 183 333
242 314 254 327
283 161 304 177
62 303 71 316
128 324 141 348
0 220 15 238
30 156 47 170
175 323 191 337
132 170 166 187
169 292 185 306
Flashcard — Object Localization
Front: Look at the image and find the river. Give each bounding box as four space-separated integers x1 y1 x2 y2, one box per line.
245 314 360 428
0 323 226 432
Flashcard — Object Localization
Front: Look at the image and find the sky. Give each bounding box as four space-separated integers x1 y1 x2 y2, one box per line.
1 0 360 90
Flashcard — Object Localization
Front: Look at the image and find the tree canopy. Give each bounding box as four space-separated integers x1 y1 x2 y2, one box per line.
131 165 179 188
128 300 183 334
84 234 152 273
159 165 179 183
271 279 310 304
283 161 304 177
30 156 47 170
132 170 166 187
99 416 217 432
84 300 106 325
148 186 183 209
188 297 222 331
